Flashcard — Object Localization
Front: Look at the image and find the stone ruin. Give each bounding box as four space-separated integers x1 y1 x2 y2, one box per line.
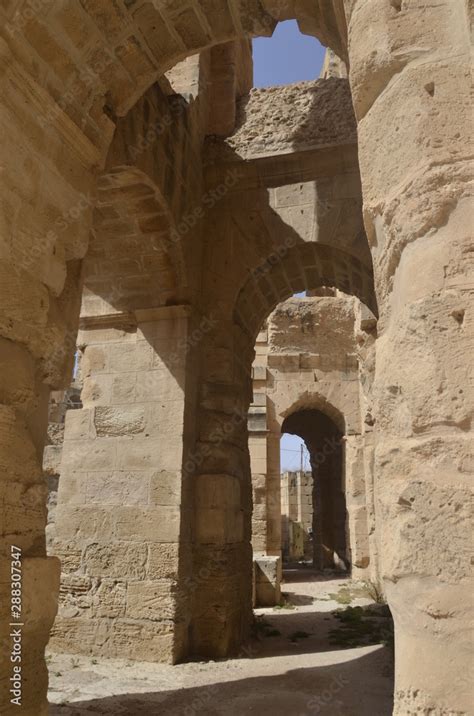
0 2 471 715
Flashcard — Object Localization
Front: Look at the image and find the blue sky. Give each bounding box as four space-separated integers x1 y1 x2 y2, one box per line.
253 20 326 88
252 21 325 470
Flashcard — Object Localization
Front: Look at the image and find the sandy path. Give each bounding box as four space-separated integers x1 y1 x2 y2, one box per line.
48 569 394 715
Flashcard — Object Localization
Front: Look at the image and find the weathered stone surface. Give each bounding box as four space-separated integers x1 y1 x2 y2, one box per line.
0 4 470 714
94 406 145 436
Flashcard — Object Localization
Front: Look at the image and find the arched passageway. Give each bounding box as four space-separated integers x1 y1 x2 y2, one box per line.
0 3 471 715
282 409 348 572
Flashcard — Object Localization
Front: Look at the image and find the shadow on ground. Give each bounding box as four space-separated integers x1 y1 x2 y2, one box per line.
50 649 393 716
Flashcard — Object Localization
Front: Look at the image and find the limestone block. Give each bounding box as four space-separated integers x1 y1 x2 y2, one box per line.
134 369 182 403
150 471 182 506
147 543 180 580
55 471 85 506
253 503 267 521
254 555 282 607
195 473 240 509
83 542 148 579
195 507 244 544
115 436 179 472
50 616 175 663
81 345 107 376
85 470 150 506
224 79 356 159
110 373 137 404
51 543 82 573
248 405 267 433
81 375 112 406
42 444 62 476
61 438 116 471
252 365 267 380
126 580 176 620
55 506 115 542
92 580 127 618
94 405 145 436
63 408 92 440
107 341 153 372
202 346 235 383
115 506 182 542
144 401 185 436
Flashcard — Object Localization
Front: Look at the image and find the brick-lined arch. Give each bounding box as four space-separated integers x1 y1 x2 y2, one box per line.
234 243 377 338
1 1 346 134
83 166 186 315
280 393 347 435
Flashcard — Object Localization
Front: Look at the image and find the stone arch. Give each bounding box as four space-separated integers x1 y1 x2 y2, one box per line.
2 1 347 129
0 5 470 714
281 407 348 571
83 165 186 316
233 242 377 339
280 393 346 435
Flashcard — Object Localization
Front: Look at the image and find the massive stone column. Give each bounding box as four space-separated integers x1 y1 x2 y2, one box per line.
0 340 60 715
345 1 473 712
52 306 198 663
0 31 102 711
190 319 254 656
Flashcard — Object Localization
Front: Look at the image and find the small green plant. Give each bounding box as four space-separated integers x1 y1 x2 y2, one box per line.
91 659 98 665
55 672 62 677
329 605 394 650
328 588 353 605
362 580 386 604
70 657 80 669
273 603 296 611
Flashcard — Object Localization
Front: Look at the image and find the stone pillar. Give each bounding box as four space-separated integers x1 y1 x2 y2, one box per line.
51 306 198 663
250 430 282 559
345 436 370 577
190 320 253 656
346 1 473 711
265 431 282 557
0 339 60 715
249 432 269 554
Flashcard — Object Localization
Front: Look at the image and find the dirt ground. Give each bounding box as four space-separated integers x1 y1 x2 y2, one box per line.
48 569 394 715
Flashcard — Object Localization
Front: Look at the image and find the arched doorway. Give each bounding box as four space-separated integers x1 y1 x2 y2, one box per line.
282 408 348 572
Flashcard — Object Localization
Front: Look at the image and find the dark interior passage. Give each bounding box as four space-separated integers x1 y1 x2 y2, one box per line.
282 409 348 571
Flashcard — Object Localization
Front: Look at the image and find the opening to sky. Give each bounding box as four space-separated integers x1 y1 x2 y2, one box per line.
281 433 311 472
252 20 326 88
252 21 326 474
